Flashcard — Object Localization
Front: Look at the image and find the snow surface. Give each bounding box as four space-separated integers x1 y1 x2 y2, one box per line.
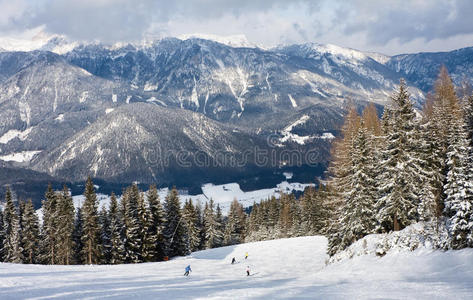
1 235 472 299
178 33 259 48
36 193 111 224
159 181 313 213
364 51 391 64
309 43 367 62
0 150 41 163
0 127 33 144
283 172 293 180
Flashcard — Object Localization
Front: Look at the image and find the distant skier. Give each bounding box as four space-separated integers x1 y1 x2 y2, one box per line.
184 265 192 276
231 257 236 264
246 266 250 276
245 252 248 260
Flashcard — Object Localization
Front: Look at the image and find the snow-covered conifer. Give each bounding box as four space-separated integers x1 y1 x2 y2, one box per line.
108 192 125 264
81 177 101 264
163 188 189 257
21 199 40 264
147 185 166 260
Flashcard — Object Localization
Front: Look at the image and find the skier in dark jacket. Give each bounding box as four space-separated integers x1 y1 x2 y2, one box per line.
184 265 192 276
231 257 236 264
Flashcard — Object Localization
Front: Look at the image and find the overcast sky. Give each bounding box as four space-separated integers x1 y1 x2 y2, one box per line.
1 0 473 55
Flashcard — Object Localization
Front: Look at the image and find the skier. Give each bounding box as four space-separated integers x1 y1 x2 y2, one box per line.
246 266 250 276
245 252 248 260
231 257 236 264
184 265 192 276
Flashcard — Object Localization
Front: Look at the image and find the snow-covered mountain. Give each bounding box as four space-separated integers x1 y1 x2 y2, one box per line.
29 102 275 185
386 46 473 92
1 35 473 201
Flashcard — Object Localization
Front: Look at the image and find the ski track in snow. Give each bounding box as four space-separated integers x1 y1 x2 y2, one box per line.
0 236 472 299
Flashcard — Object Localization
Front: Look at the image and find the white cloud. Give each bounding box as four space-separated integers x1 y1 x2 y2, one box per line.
0 0 472 54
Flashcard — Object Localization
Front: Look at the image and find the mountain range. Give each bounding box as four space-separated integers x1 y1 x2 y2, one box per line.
1 34 472 205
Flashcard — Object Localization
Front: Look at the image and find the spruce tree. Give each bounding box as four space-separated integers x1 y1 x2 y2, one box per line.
215 204 224 247
435 69 473 249
3 187 23 263
224 199 246 245
338 124 377 249
123 184 142 263
417 104 441 224
182 199 201 252
195 202 205 250
203 199 222 249
109 192 125 264
21 199 40 264
41 184 58 264
99 205 111 264
376 80 421 232
301 186 330 235
326 108 361 254
163 188 189 257
147 185 166 260
72 207 84 264
138 191 156 262
0 208 4 262
81 177 101 264
57 186 75 265
278 195 293 238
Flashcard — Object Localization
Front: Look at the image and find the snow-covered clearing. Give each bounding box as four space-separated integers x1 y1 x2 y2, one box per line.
159 181 313 213
1 236 472 299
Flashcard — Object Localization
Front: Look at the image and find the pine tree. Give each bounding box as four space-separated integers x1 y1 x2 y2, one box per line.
21 199 40 264
109 192 125 264
57 186 75 265
147 185 166 260
163 188 189 257
81 177 101 264
3 187 23 263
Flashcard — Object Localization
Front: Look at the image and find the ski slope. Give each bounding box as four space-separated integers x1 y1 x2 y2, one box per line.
1 236 473 299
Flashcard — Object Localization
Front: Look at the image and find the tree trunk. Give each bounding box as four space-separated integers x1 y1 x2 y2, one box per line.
88 240 92 264
393 213 400 231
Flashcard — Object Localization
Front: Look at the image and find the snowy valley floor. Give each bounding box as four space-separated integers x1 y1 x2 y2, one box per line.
1 236 473 299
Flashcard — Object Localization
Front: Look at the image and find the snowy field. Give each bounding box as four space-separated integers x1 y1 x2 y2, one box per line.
1 236 472 299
